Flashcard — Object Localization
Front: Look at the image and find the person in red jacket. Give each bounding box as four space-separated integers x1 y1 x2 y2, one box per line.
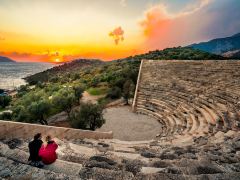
39 135 58 165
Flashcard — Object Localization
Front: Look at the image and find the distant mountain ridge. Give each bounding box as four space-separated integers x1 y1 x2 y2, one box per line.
189 32 240 55
118 47 224 62
0 56 15 63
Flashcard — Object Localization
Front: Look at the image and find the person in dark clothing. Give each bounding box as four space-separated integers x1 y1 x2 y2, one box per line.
28 133 44 168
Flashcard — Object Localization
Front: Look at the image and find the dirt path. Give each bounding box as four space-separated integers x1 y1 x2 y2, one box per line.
81 91 104 104
97 106 162 141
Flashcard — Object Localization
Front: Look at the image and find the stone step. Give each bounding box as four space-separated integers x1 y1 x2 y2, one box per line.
0 142 82 176
0 157 78 179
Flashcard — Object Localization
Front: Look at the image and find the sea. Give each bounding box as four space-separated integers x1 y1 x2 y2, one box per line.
0 62 55 90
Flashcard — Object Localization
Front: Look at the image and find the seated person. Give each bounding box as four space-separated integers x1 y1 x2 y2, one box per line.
28 133 44 168
39 135 58 165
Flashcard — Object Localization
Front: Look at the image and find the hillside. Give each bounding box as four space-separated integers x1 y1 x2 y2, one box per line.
26 47 225 85
189 32 240 54
25 59 104 84
9 47 226 125
119 47 225 61
0 56 15 63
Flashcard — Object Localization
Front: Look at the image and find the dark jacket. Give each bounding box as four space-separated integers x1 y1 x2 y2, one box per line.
28 139 43 161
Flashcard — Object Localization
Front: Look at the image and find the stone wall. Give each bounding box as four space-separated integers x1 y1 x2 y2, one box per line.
132 59 144 112
0 120 113 140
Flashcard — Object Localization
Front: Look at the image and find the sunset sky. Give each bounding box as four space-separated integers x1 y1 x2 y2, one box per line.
0 0 239 62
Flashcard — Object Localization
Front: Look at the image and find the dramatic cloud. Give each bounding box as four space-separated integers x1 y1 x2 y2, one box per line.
109 26 125 45
139 0 240 50
139 0 213 49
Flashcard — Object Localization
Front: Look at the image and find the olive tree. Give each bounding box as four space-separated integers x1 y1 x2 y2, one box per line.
73 85 84 105
0 95 12 108
123 79 135 105
70 102 105 130
52 90 77 117
28 100 51 125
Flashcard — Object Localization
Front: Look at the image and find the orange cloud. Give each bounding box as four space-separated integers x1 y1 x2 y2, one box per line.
139 0 213 49
0 51 62 62
62 49 142 62
139 4 171 38
109 26 125 45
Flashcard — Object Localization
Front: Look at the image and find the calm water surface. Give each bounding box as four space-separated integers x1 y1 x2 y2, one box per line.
0 62 54 90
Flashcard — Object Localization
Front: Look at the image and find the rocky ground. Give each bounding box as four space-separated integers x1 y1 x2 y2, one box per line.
0 130 240 179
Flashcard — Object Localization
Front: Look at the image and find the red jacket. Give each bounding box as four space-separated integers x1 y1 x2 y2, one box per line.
39 141 58 164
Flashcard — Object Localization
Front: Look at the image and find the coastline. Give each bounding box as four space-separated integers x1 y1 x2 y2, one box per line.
0 62 55 91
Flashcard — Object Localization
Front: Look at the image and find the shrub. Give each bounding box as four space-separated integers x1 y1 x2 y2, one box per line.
97 97 111 107
70 102 105 130
15 107 31 122
52 91 76 116
28 100 51 125
0 112 12 120
123 79 135 105
18 85 28 92
87 87 108 96
106 87 121 99
0 95 12 108
73 85 84 104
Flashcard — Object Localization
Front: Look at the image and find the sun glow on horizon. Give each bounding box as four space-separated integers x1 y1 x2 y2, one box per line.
55 58 60 63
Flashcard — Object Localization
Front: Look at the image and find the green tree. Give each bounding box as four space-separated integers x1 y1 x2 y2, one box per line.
18 85 28 92
106 87 122 99
123 79 135 105
73 85 84 105
52 91 76 117
0 112 12 120
70 103 105 130
13 106 31 122
17 85 28 97
28 100 51 125
0 95 12 109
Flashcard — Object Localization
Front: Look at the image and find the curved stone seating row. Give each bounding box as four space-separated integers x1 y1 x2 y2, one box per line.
138 89 217 135
137 97 187 135
133 60 240 138
136 96 208 136
139 91 234 135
